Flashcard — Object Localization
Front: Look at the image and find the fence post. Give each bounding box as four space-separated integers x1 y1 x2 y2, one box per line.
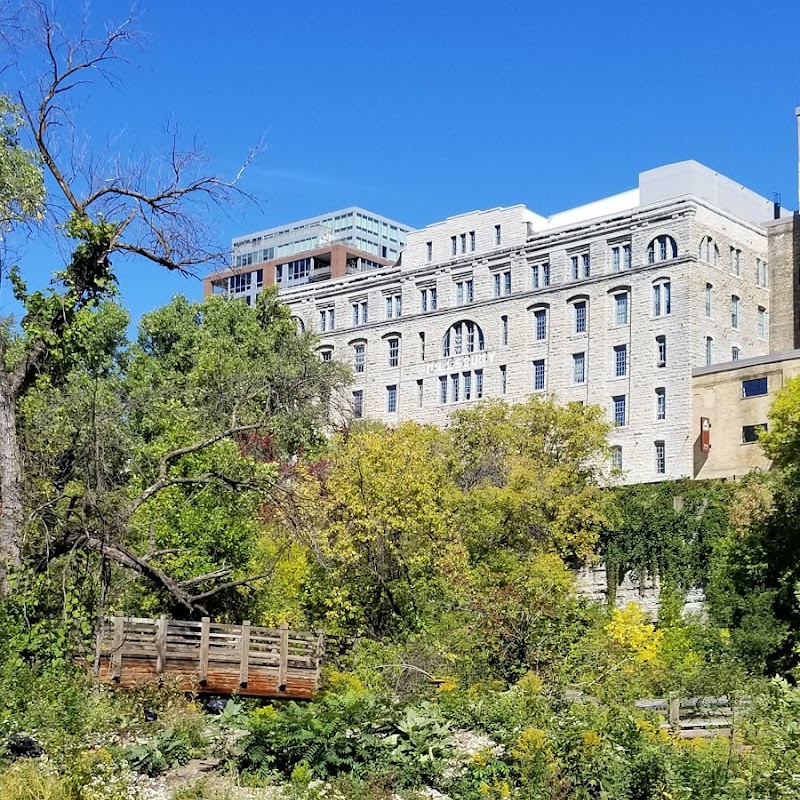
277 624 289 691
239 620 251 688
110 613 125 682
315 630 326 686
156 614 168 675
199 617 210 686
669 697 680 731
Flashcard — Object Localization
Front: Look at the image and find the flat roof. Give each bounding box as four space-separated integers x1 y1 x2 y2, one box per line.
693 348 800 378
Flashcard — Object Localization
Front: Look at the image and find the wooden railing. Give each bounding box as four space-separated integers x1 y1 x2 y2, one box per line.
634 696 743 739
96 615 325 699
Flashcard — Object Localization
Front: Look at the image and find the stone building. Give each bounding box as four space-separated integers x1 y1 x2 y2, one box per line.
276 161 785 484
207 159 800 484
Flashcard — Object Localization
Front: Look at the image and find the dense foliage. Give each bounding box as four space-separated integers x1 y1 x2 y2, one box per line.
6 5 800 798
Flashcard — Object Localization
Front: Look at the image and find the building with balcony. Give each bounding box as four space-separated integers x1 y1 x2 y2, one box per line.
203 207 413 304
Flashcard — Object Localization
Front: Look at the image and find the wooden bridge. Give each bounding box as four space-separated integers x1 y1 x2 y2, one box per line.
96 615 324 700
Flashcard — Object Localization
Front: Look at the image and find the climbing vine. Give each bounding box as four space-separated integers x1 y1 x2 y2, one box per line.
600 479 733 604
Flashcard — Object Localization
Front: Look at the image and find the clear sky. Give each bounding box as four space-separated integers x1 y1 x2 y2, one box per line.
5 0 800 326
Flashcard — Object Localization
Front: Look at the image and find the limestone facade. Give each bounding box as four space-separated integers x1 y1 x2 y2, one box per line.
274 162 780 484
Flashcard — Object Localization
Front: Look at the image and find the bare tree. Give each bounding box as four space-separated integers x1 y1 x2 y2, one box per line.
0 1 260 593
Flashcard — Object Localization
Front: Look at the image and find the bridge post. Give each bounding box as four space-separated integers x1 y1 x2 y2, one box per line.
315 630 325 682
110 613 125 682
278 623 289 691
199 617 210 686
239 620 251 688
156 614 168 675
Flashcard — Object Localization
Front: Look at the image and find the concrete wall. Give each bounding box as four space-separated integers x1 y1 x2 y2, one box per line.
692 350 800 480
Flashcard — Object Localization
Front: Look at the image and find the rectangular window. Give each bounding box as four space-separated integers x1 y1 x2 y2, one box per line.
582 252 591 278
503 270 512 295
533 359 546 391
387 385 397 413
463 371 472 400
612 246 620 272
501 315 509 346
354 344 365 373
426 241 432 262
542 263 550 286
494 272 501 297
388 338 399 367
571 255 579 280
655 441 666 474
420 288 428 312
653 282 671 316
742 424 767 443
615 292 629 325
705 284 712 317
439 375 447 404
470 231 476 251
451 236 457 257
500 365 507 394
451 373 460 402
320 350 332 362
430 287 437 310
742 377 768 398
730 247 741 275
475 369 483 398
456 279 473 305
495 224 501 246
417 379 423 407
614 345 627 377
623 243 632 269
352 390 364 419
613 395 626 427
460 233 467 254
573 352 586 384
758 306 766 338
705 337 713 366
534 309 547 340
531 264 539 288
732 346 741 361
656 387 666 420
731 295 740 329
385 293 401 319
575 301 587 333
611 446 623 469
656 335 667 367
319 310 327 331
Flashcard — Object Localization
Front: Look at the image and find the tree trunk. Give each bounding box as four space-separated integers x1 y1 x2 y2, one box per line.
0 376 23 594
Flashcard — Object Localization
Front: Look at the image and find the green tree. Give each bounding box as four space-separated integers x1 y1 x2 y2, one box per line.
704 376 800 676
0 4 257 593
449 396 612 562
275 422 465 637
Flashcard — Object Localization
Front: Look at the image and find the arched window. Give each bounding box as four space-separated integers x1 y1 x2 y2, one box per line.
647 235 678 264
699 236 719 266
291 315 306 333
443 320 485 357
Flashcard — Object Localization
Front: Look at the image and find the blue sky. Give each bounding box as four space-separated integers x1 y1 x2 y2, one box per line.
5 0 800 326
